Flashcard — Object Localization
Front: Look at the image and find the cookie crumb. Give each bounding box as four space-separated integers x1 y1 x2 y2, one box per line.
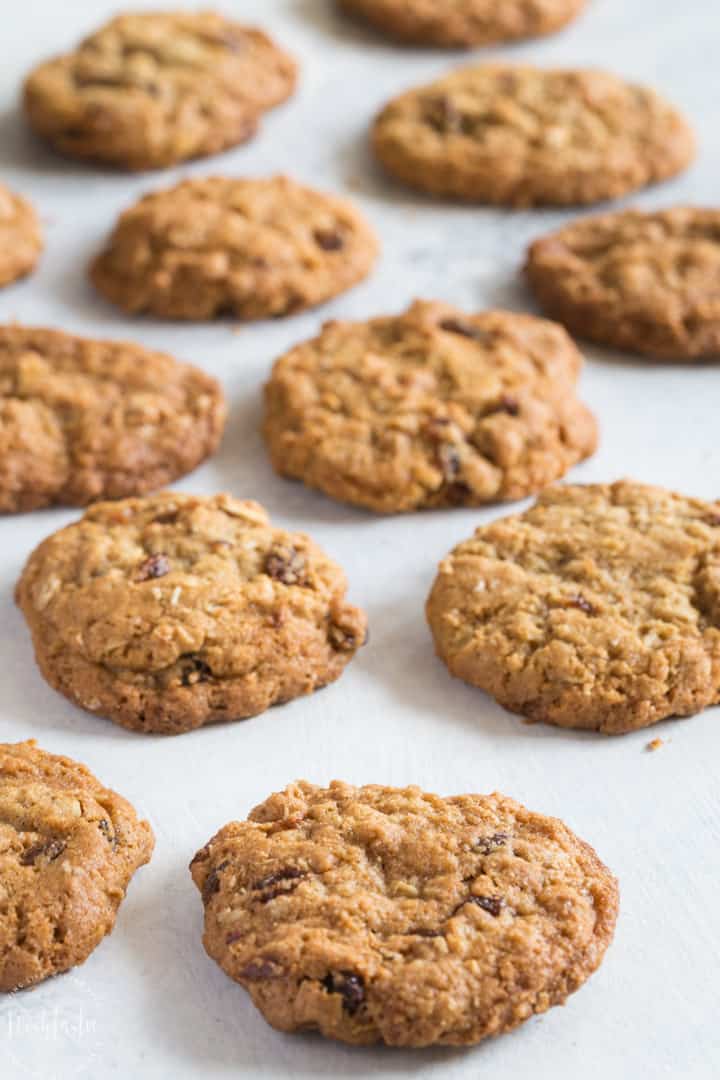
646 738 665 752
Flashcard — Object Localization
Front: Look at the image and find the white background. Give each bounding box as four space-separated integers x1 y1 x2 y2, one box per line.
1 1 719 1077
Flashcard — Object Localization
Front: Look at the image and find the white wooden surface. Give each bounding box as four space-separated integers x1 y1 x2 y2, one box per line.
0 1 718 1077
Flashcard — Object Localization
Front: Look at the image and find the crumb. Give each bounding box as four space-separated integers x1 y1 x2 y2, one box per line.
646 738 665 752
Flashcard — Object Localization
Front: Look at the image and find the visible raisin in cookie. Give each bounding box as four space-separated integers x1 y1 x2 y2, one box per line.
0 184 42 288
263 300 597 513
16 494 367 735
190 780 618 1046
0 325 226 512
372 65 694 206
527 208 720 360
427 480 720 733
23 11 297 170
338 0 586 47
0 740 153 992
90 176 379 320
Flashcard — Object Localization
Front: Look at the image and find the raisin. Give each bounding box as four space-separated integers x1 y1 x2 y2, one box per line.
437 443 462 480
238 959 284 979
495 395 520 417
180 656 212 686
452 894 503 918
20 839 66 866
569 595 596 615
136 554 171 582
474 832 509 855
439 318 494 343
252 867 306 902
322 972 365 1015
202 859 230 903
314 229 345 252
470 896 503 917
328 624 359 652
98 819 119 850
265 548 307 586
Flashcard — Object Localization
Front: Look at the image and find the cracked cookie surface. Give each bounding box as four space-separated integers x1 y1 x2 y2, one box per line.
190 780 618 1047
0 325 226 513
427 480 720 733
23 11 297 170
16 493 367 735
372 65 694 206
0 185 42 288
263 300 597 513
338 0 586 47
90 176 379 320
527 208 720 360
0 740 153 992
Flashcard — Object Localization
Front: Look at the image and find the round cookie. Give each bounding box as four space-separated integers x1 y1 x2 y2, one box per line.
190 780 618 1047
16 493 367 735
90 176 379 320
0 184 42 288
372 65 695 206
23 11 297 171
527 208 720 360
427 480 720 734
264 300 597 513
0 325 226 513
0 740 154 992
338 0 586 47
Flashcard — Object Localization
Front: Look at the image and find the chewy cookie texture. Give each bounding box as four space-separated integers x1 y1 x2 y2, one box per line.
527 208 720 360
264 300 597 512
0 740 153 992
0 184 42 288
338 0 586 47
90 176 379 320
190 780 618 1047
427 480 720 734
16 493 367 735
23 11 297 170
372 64 695 206
0 325 226 513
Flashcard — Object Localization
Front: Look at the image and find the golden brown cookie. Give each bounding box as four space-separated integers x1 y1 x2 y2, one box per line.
0 740 154 992
190 780 618 1047
338 0 586 47
90 176 379 320
0 325 226 513
372 65 695 206
264 300 597 512
16 494 367 735
427 480 720 734
23 11 297 171
526 208 720 360
0 184 42 288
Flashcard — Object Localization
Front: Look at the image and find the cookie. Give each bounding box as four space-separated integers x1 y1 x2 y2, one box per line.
90 176 379 320
23 12 297 170
372 65 695 206
0 184 42 288
16 494 367 735
264 300 597 513
527 208 720 360
0 740 153 992
0 325 226 513
190 780 618 1047
338 0 586 47
427 480 720 734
